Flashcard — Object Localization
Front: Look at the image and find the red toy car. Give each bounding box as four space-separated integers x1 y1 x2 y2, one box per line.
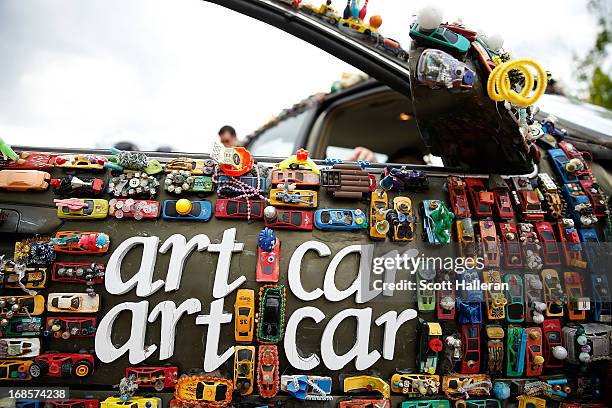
53 231 110 254
542 319 564 369
52 262 105 283
45 316 97 339
270 169 320 187
256 239 280 283
215 199 264 220
465 178 493 217
479 220 499 267
518 191 546 221
126 366 179 391
525 327 544 376
40 400 99 408
258 345 279 398
558 141 590 178
461 324 481 374
578 179 606 217
494 189 514 220
29 352 95 378
0 151 57 170
535 222 561 266
447 176 471 218
263 207 313 231
109 199 160 220
499 222 522 268
556 219 586 268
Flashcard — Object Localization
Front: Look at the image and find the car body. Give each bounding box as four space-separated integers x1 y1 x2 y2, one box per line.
55 198 109 220
50 175 105 197
441 374 492 400
479 220 499 267
52 262 105 283
0 317 43 338
19 400 100 408
234 289 255 342
421 199 453 244
456 218 477 264
465 178 493 217
0 338 40 358
542 319 564 369
578 178 606 217
504 274 525 323
524 274 544 323
578 227 599 266
270 186 318 208
257 285 286 343
389 196 415 241
54 154 107 171
506 325 526 376
271 169 320 187
417 320 442 374
482 270 507 320
256 231 280 283
45 316 97 339
1 265 48 289
30 352 95 378
401 401 449 408
344 375 390 399
263 207 313 231
561 323 612 365
409 22 470 55
493 189 514 220
517 191 545 221
0 295 45 317
436 270 455 320
165 157 215 175
537 173 563 219
548 148 578 184
447 176 470 218
109 199 160 220
101 397 162 408
174 375 233 406
557 219 587 268
47 293 100 313
52 231 110 254
457 269 483 324
314 208 367 230
485 325 504 374
461 324 481 374
517 222 542 270
561 183 597 226
258 345 280 398
535 222 561 266
541 269 564 317
162 200 212 221
369 190 389 240
0 151 57 170
564 272 587 321
234 346 255 396
341 400 391 408
524 327 544 376
0 170 51 191
280 375 333 400
499 222 522 268
0 359 33 380
126 366 178 391
390 374 440 397
215 198 264 220
108 173 160 198
591 274 611 323
558 140 590 178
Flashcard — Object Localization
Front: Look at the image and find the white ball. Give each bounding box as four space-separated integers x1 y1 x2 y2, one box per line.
552 346 568 360
484 33 504 51
533 313 544 324
416 6 443 31
264 205 277 220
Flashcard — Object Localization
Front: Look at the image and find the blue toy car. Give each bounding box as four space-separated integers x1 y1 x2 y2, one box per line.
457 269 483 324
162 200 212 221
548 149 578 184
409 22 470 55
314 209 367 231
561 183 597 226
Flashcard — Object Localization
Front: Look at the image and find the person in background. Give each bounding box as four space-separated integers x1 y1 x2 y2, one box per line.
218 125 237 148
346 146 377 163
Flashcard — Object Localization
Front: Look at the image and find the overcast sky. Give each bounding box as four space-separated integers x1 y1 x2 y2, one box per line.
0 0 600 152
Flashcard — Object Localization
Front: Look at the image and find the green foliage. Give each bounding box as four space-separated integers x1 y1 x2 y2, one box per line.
590 67 612 109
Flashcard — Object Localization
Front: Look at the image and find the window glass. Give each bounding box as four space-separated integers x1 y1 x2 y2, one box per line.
247 110 311 157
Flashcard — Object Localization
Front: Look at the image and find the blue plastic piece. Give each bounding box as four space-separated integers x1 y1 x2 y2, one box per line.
161 200 212 221
548 149 578 184
493 382 511 400
324 158 343 165
258 228 276 252
356 159 370 169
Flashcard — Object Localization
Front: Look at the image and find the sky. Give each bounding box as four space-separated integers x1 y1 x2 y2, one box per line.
0 0 601 153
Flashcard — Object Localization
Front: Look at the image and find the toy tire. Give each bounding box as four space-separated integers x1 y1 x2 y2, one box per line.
154 379 165 392
29 361 48 378
61 359 73 378
73 360 93 377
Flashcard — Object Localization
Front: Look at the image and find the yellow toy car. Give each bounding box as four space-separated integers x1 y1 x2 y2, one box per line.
517 395 546 408
0 359 32 380
391 196 414 241
0 295 45 316
369 190 389 240
269 187 318 208
165 157 215 176
174 374 233 407
234 346 255 396
101 396 163 408
234 289 254 342
344 375 390 399
55 198 109 220
55 154 107 170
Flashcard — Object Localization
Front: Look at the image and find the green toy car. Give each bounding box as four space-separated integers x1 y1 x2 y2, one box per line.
409 22 471 55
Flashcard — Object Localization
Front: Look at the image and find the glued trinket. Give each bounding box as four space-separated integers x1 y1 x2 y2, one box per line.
390 373 439 397
105 147 162 175
281 375 332 400
256 228 280 282
29 352 95 378
50 175 105 197
174 374 233 407
210 142 253 177
234 346 255 396
417 48 475 89
108 172 160 198
381 167 428 192
344 375 390 399
257 285 286 343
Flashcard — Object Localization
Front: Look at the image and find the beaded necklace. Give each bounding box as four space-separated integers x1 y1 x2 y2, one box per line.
213 165 268 220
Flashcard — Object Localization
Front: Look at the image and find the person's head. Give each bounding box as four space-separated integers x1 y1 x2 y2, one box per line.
218 125 237 147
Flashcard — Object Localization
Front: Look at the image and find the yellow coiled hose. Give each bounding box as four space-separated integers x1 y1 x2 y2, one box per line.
487 58 547 107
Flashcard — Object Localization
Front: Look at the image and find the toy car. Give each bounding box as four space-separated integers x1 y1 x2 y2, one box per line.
344 375 390 399
561 183 598 226
482 270 507 320
217 175 266 197
263 206 313 231
210 143 253 177
126 365 179 391
453 400 499 408
494 189 514 220
524 327 544 376
109 198 159 220
108 173 160 198
388 196 415 241
535 222 561 265
280 375 332 400
50 175 105 197
0 359 32 380
416 48 475 89
417 267 436 312
0 317 42 337
234 289 254 342
562 323 612 364
164 171 214 195
1 265 47 289
542 269 565 317
105 147 162 175
271 169 320 187
314 208 367 230
447 176 470 217
548 148 578 184
417 320 443 375
0 151 56 170
174 374 233 406
215 198 264 220
504 274 525 323
479 220 499 267
542 319 565 369
30 352 95 378
558 141 590 177
436 270 455 320
340 400 390 408
55 198 109 220
390 374 440 397
409 21 470 55
421 200 454 244
52 231 110 254
13 238 55 264
456 218 477 264
45 316 97 339
499 222 522 268
165 157 215 176
506 325 526 376
457 269 483 324
578 178 606 217
369 191 389 240
0 170 50 191
578 227 600 266
162 199 212 221
591 274 611 322
441 374 492 401
0 338 40 358
517 190 546 221
517 223 543 271
257 285 286 343
0 295 45 317
564 272 588 321
21 400 100 408
47 293 100 313
537 173 563 219
557 219 587 268
258 345 280 398
381 167 428 192
524 274 545 323
54 154 107 170
465 178 493 217
460 324 481 374
256 228 280 282
270 183 318 208
485 325 504 374
101 397 162 408
234 346 255 396
52 262 105 283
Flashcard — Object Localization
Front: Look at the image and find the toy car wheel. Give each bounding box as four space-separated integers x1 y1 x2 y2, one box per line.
61 359 73 377
154 379 165 391
29 361 48 378
73 360 93 377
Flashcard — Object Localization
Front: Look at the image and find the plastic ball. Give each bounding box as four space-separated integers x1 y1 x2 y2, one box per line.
175 199 192 215
581 344 592 353
416 6 443 32
532 313 545 324
579 352 590 363
533 355 545 365
493 382 511 400
484 33 504 51
577 334 588 345
264 206 277 220
552 346 568 360
369 15 382 29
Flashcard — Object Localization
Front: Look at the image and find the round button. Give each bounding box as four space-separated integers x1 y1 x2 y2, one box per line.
176 199 192 215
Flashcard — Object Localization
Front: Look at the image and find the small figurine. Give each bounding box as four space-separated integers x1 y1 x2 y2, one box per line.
275 149 320 174
256 228 280 282
118 374 139 402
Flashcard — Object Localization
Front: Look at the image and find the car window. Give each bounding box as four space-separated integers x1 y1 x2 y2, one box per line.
247 110 312 157
443 29 458 43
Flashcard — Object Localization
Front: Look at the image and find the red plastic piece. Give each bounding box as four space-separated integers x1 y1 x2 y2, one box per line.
535 222 561 266
256 239 280 283
499 222 523 268
465 178 493 217
542 319 564 369
126 366 179 390
460 324 481 374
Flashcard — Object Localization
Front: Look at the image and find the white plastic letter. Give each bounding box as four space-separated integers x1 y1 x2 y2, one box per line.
284 306 325 369
148 299 202 360
195 298 234 371
159 234 210 292
207 228 246 298
324 245 361 302
288 241 330 301
375 309 418 360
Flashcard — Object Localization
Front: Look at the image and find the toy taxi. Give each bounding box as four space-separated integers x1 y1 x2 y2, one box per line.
258 345 280 398
344 375 390 399
50 175 105 197
506 326 526 377
54 154 107 171
0 338 40 359
591 273 611 322
421 200 454 244
162 199 212 221
390 373 440 397
215 198 264 220
418 320 443 373
542 319 566 369
45 316 97 339
47 293 100 313
109 199 159 220
479 220 499 267
321 163 375 199
52 231 110 254
234 346 255 396
369 190 389 240
174 374 233 406
30 352 95 378
499 222 523 268
1 264 47 289
165 171 214 195
0 317 42 337
234 289 254 342
0 170 50 191
541 269 565 317
485 325 504 374
504 274 525 323
256 228 280 282
52 262 105 283
447 176 470 217
257 285 286 343
126 366 178 391
417 267 436 311
263 206 313 230
280 375 333 400
460 324 481 374
465 178 493 217
0 295 45 317
314 208 367 230
0 151 56 170
381 167 428 192
389 196 415 241
55 198 109 220
210 142 253 177
525 327 544 376
165 157 215 176
108 173 160 198
564 272 588 320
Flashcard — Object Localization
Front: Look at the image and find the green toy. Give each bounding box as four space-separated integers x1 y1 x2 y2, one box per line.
506 326 526 377
0 137 19 161
430 201 455 243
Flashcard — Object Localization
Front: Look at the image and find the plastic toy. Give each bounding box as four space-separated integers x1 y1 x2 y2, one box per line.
210 142 254 177
562 323 612 364
436 270 455 320
487 58 547 107
504 274 524 323
217 175 266 197
271 169 320 187
537 173 563 219
524 274 545 324
55 198 109 220
234 289 255 342
30 352 95 378
517 190 545 221
578 227 599 266
422 200 454 244
14 238 55 265
563 272 587 321
562 183 598 227
454 400 500 408
45 316 97 339
517 223 543 271
174 374 233 406
0 359 32 380
0 151 56 170
485 325 504 374
456 218 476 263
108 173 160 198
534 222 560 265
52 231 110 254
102 397 162 408
506 326 526 376
441 374 492 401
381 167 428 192
280 375 332 400
548 149 579 184
558 141 590 176
55 154 107 171
0 295 45 317
541 269 565 317
50 175 105 197
517 396 546 408
0 169 50 191
257 285 286 343
52 262 104 284
591 274 611 322
275 149 320 174
105 147 162 175
416 48 475 89
0 316 42 337
165 157 215 176
215 198 264 220
1 264 48 290
557 219 586 268
162 199 212 221
524 327 544 376
499 223 522 268
447 176 470 217
20 400 100 408
417 267 436 312
390 373 440 397
319 163 374 199
314 208 367 230
369 190 389 240
234 346 255 396
270 182 318 208
263 206 313 231
0 338 40 358
389 196 415 241
479 220 499 267
108 198 159 220
257 345 280 398
460 324 481 374
344 375 390 399
457 269 483 324
542 319 565 369
126 366 178 391
409 15 470 55
340 400 390 408
578 178 606 217
256 228 280 282
47 293 100 313
417 320 442 373
165 171 214 195
465 178 493 218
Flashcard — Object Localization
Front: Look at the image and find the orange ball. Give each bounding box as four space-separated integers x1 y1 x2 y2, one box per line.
369 15 382 29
